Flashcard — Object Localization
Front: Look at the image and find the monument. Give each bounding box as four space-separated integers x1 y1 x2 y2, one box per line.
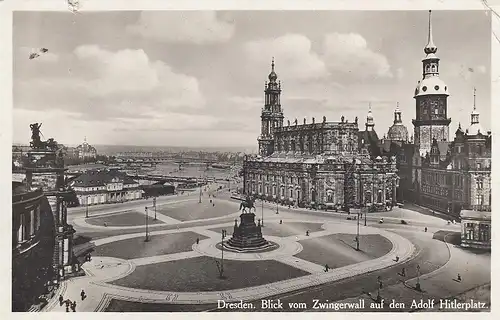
223 195 277 252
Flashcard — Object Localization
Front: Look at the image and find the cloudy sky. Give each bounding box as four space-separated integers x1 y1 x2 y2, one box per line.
13 10 491 148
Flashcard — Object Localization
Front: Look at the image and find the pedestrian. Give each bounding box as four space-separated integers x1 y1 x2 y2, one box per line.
306 230 310 236
210 199 212 203
59 295 64 306
81 289 86 301
196 238 199 245
71 301 76 312
279 219 282 224
66 305 69 312
424 227 428 232
213 203 215 207
395 256 399 262
324 264 329 272
65 299 71 308
457 273 462 282
401 267 406 277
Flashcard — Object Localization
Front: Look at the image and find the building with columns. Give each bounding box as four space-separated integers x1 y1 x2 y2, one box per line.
244 61 398 211
390 11 491 232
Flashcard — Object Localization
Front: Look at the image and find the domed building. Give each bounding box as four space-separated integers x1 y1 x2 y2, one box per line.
387 102 409 142
75 137 97 160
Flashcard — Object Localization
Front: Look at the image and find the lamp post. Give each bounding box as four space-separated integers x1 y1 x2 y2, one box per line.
261 199 264 227
199 177 202 203
144 206 150 242
416 264 421 291
377 276 382 302
85 196 89 218
220 229 227 278
153 197 157 220
276 201 279 215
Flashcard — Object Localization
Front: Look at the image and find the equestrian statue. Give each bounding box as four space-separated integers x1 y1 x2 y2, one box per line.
239 195 255 214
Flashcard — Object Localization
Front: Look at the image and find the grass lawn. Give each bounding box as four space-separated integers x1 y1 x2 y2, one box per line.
110 256 310 292
296 233 393 268
93 232 207 260
86 210 162 227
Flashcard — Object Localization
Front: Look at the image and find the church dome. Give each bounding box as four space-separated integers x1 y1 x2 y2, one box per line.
414 77 449 97
268 70 278 82
387 123 409 142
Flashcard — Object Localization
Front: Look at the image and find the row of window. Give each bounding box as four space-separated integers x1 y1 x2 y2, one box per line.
16 206 41 245
464 223 490 242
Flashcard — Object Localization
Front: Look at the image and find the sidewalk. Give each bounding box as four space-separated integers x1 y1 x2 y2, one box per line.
331 241 491 312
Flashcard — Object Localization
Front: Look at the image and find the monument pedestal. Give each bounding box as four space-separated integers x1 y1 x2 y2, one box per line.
224 211 277 252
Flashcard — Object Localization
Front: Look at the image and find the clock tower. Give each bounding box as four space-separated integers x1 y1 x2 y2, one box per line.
412 10 451 156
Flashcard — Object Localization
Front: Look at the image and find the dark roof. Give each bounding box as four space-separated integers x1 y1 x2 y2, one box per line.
358 130 381 157
71 170 138 187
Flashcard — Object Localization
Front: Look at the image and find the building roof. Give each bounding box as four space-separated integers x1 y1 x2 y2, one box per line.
71 170 137 187
358 130 381 157
387 123 409 142
460 210 491 221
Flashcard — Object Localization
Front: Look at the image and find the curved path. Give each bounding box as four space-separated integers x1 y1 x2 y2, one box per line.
45 190 486 312
46 214 415 312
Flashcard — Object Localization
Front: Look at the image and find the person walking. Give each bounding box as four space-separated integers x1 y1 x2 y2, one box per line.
424 227 428 232
324 264 330 272
196 238 200 245
401 267 406 277
457 273 462 282
71 301 76 312
59 295 64 306
80 289 86 301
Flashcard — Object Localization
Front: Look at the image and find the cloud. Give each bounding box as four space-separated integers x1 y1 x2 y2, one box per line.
226 96 262 111
322 33 393 79
126 11 235 44
15 45 205 120
397 68 405 79
243 34 328 81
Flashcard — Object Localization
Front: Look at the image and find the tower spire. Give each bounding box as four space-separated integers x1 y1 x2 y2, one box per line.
424 10 438 55
473 87 476 110
271 57 275 72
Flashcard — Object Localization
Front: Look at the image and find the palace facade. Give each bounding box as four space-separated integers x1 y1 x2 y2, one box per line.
384 11 492 224
70 169 143 206
243 60 398 210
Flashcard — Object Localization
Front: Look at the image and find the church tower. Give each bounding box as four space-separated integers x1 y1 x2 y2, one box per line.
258 58 284 156
412 10 451 156
365 103 375 131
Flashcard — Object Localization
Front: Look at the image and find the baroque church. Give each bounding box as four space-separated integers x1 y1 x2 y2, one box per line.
242 59 399 211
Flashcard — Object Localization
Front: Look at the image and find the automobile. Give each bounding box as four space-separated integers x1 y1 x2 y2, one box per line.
346 215 357 220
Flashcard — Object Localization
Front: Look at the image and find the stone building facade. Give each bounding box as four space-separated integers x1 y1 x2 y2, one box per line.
390 11 491 219
244 61 398 211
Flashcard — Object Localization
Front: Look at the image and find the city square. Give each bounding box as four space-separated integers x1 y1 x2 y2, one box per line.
10 7 492 314
36 182 488 312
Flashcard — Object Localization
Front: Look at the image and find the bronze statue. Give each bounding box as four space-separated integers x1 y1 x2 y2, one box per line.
239 195 255 214
29 123 42 148
323 116 326 123
341 116 345 123
355 116 358 124
312 117 315 124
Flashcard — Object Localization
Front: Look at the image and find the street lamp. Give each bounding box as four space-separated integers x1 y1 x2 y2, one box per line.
220 229 227 278
276 201 279 215
144 206 150 242
199 177 202 203
416 264 421 291
261 199 264 227
153 197 157 220
377 276 382 302
85 196 89 218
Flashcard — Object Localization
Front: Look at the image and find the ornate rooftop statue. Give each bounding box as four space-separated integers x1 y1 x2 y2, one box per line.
29 123 43 149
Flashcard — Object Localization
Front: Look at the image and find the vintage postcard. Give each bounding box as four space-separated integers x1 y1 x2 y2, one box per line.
4 0 498 315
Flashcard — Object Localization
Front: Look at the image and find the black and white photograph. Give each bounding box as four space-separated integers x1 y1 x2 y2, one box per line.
6 0 496 314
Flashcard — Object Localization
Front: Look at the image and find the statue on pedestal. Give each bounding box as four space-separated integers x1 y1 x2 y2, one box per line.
30 123 43 149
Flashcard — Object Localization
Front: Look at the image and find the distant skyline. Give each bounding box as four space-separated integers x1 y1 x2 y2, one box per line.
13 10 491 147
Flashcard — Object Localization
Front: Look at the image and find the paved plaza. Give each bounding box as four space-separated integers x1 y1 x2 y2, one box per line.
44 184 490 312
